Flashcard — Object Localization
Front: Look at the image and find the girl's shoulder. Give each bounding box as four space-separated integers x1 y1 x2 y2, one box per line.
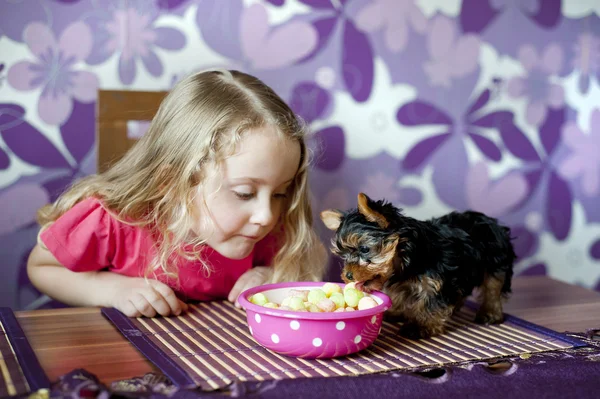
52 197 136 233
40 197 149 273
71 196 105 212
56 196 109 223
66 196 111 217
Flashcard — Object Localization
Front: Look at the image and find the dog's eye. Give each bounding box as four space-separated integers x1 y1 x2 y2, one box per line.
358 245 370 254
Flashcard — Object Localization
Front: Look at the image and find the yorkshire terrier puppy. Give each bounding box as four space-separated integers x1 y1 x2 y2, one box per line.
320 193 515 339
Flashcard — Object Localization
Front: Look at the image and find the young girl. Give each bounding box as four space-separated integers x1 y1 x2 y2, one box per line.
27 69 327 318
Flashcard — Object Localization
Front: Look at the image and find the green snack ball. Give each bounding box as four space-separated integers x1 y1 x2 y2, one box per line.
281 297 292 307
329 292 346 309
344 282 357 291
308 288 327 305
356 290 365 301
263 302 279 309
288 296 306 311
250 293 268 306
322 282 342 297
344 288 361 308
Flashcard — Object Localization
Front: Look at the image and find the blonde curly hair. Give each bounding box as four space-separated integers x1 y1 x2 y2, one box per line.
37 69 327 285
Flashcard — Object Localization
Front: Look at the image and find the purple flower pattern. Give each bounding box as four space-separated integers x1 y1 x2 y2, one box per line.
466 161 528 217
507 44 565 126
591 239 600 261
424 16 481 88
86 2 186 84
240 4 318 70
359 171 421 207
461 0 562 34
7 22 98 125
397 87 539 170
194 0 375 102
572 33 600 94
355 0 427 54
558 110 600 197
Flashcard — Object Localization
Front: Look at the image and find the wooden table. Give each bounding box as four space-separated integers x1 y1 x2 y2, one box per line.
14 276 600 385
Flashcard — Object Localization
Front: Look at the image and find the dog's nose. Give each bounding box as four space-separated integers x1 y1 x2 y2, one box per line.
345 271 354 281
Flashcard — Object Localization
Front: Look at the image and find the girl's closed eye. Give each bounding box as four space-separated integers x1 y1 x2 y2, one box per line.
234 191 288 201
234 191 255 200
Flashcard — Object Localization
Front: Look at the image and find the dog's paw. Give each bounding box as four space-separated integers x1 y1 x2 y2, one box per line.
397 323 437 340
397 323 422 340
475 309 504 325
384 313 406 323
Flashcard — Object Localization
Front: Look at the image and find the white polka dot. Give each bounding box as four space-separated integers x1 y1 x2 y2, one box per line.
336 321 345 330
312 338 323 347
255 314 261 323
271 334 279 343
354 335 362 344
371 316 377 324
249 326 253 335
290 320 300 330
315 66 336 89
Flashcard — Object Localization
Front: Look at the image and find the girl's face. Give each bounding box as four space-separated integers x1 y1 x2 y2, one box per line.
194 126 301 259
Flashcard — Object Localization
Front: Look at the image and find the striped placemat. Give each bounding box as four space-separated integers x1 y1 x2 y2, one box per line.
0 308 50 397
102 301 586 391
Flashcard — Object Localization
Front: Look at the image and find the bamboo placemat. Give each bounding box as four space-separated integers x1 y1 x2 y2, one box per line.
0 308 50 397
102 301 586 391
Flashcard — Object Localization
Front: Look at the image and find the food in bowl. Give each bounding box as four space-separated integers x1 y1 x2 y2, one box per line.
239 282 391 359
248 282 379 312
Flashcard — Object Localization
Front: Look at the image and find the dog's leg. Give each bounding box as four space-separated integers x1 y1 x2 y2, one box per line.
475 273 505 324
394 277 454 339
397 285 454 339
398 305 453 340
384 312 406 323
383 285 410 323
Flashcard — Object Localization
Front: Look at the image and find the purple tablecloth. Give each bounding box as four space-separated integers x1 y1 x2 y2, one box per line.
23 331 600 399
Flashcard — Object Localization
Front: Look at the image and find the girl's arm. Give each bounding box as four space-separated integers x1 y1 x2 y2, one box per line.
27 244 187 317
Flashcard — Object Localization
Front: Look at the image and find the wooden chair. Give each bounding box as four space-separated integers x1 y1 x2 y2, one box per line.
96 90 168 173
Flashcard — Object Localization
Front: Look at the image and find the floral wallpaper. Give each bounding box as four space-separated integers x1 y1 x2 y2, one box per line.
1 0 599 310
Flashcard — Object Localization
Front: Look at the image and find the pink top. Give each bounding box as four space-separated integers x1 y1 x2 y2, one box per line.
40 198 279 301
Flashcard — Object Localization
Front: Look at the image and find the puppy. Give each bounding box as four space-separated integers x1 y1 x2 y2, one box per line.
320 193 516 339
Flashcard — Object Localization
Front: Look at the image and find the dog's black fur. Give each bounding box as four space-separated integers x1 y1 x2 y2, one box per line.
321 193 516 339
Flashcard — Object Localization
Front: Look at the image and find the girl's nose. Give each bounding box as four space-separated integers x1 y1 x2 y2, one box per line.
250 199 274 226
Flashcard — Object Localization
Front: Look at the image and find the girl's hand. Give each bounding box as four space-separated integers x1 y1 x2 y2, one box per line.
228 266 272 308
110 277 188 318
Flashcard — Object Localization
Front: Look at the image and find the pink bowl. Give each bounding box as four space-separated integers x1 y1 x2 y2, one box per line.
238 282 391 359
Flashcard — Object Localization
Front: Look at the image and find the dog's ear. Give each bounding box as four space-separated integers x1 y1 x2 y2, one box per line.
357 193 389 229
320 209 343 231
